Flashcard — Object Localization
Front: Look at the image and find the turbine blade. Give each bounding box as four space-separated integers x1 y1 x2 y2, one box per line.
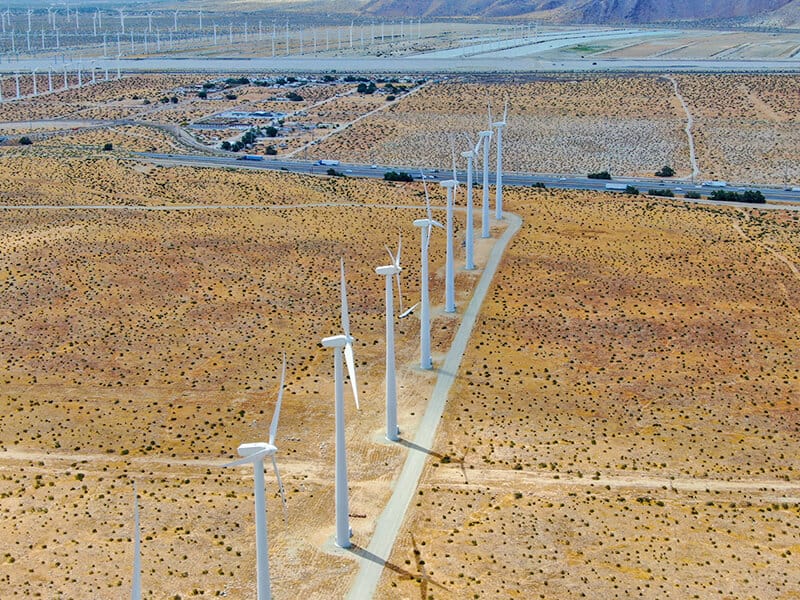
340 258 350 337
450 136 458 182
224 448 270 468
431 219 445 229
421 172 432 220
396 271 403 314
395 234 402 268
343 342 360 410
271 454 288 518
385 244 395 265
399 302 418 319
132 483 141 600
268 353 286 447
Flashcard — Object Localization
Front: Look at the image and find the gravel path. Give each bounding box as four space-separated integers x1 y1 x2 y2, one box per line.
345 211 523 600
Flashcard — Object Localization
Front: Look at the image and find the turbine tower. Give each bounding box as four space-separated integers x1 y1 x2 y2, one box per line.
461 135 481 271
441 141 459 314
321 259 360 548
492 100 508 220
375 237 403 442
479 106 493 238
132 484 142 600
224 354 288 600
413 175 444 370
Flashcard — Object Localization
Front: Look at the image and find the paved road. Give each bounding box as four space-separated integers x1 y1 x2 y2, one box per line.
2 56 799 75
135 152 800 207
345 211 523 600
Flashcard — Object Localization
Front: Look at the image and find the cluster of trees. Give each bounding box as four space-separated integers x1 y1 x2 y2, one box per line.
655 165 675 177
357 82 377 95
159 96 179 104
383 171 414 182
710 189 766 204
286 91 304 102
648 189 674 197
588 170 612 180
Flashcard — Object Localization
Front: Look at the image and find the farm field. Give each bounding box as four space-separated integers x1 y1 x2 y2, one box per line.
375 187 800 599
0 161 502 598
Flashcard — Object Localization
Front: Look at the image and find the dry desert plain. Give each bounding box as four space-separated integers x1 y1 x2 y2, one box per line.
0 71 799 599
2 72 799 186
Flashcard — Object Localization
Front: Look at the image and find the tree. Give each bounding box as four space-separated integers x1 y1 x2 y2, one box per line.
383 171 414 182
220 141 232 151
102 142 113 151
197 90 207 99
19 136 32 145
655 165 675 177
624 185 640 195
265 146 277 155
265 126 278 138
685 191 701 199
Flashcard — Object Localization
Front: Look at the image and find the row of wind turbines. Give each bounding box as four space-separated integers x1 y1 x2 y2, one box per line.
131 102 510 600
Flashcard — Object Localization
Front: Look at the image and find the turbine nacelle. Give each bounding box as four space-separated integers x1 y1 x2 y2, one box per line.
322 334 351 348
237 441 278 460
375 264 400 276
413 217 444 229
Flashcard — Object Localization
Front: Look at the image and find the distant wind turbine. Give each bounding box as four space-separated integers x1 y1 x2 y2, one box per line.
321 259 361 548
492 100 508 220
413 174 444 370
375 236 403 442
461 133 481 270
224 354 288 600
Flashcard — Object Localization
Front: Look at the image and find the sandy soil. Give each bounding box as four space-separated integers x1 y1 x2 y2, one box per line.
375 186 800 599
0 160 493 598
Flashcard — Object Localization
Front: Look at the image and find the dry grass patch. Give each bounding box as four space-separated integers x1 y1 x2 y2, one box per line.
376 187 800 599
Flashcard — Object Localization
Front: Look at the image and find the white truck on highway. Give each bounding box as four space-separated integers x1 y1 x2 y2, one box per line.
604 183 628 191
317 159 340 166
701 180 727 187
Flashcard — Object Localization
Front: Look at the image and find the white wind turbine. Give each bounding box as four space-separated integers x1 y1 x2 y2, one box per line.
131 483 142 600
375 236 403 442
479 104 493 238
492 100 508 220
413 175 444 370
224 354 288 600
461 134 481 271
440 139 459 314
321 259 360 548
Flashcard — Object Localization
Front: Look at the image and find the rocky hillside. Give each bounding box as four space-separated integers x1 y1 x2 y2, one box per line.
359 0 796 24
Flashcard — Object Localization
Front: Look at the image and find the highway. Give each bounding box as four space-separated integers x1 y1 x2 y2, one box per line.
136 151 800 207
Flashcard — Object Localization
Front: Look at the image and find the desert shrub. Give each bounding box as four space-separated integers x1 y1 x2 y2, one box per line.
624 185 640 195
649 189 674 197
685 191 702 199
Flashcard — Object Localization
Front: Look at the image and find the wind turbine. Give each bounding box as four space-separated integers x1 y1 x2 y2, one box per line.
461 134 481 270
224 354 288 600
440 140 459 314
479 104 493 238
413 175 444 370
492 100 508 220
375 236 403 442
132 483 142 600
321 259 360 548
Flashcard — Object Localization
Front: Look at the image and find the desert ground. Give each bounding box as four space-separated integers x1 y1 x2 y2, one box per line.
375 186 800 599
0 68 799 599
4 72 797 186
0 155 507 597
